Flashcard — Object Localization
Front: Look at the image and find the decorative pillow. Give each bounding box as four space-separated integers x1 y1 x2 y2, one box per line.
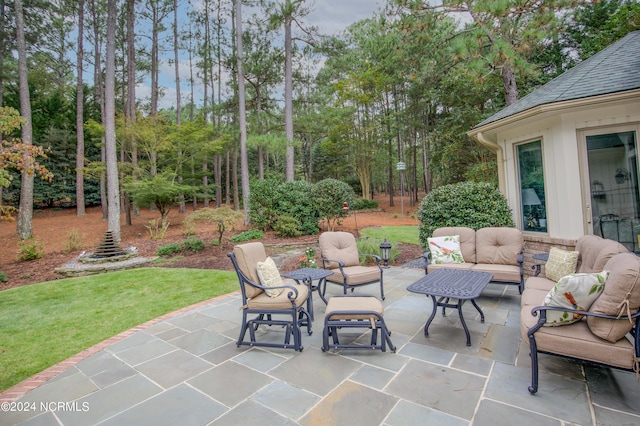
256 257 284 298
542 271 608 326
427 235 464 264
544 247 579 282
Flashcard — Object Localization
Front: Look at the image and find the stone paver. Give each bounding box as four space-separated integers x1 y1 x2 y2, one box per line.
1 267 638 426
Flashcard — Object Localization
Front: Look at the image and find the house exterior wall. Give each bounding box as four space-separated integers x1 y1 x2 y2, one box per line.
488 95 640 242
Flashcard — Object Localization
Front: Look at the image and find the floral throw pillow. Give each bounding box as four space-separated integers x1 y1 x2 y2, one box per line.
542 271 608 326
427 235 464 264
256 257 284 298
545 247 579 282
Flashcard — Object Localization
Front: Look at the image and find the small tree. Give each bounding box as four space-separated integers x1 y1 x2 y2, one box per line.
185 207 245 248
124 172 194 228
417 181 514 249
0 107 53 221
312 178 356 231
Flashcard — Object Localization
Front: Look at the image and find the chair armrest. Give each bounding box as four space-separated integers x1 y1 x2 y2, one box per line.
531 263 545 277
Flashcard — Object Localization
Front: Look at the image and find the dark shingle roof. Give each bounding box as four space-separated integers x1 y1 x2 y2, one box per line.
475 30 640 128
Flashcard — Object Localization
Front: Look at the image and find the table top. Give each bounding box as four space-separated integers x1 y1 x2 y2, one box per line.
282 268 333 281
407 269 493 300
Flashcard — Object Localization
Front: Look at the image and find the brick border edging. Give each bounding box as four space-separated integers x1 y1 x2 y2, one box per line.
0 291 239 403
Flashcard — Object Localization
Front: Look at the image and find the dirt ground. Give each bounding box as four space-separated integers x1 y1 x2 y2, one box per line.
0 194 423 291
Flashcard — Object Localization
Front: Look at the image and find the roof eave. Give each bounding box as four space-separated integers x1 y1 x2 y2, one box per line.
468 89 640 142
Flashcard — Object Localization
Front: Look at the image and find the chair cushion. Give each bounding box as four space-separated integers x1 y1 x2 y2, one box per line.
475 227 523 266
327 265 381 286
587 253 640 342
433 227 476 263
256 256 284 298
470 264 519 283
247 282 308 310
233 242 267 299
542 271 608 326
326 296 384 321
545 247 579 282
524 276 556 293
319 231 360 269
427 235 464 264
428 262 474 273
520 301 636 370
575 235 628 273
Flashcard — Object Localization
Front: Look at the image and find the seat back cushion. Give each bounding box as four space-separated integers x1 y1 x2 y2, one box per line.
433 227 476 263
234 242 267 298
319 231 360 269
587 253 640 342
576 235 628 273
475 227 523 266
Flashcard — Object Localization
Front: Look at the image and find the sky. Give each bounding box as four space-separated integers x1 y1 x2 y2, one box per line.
142 0 385 110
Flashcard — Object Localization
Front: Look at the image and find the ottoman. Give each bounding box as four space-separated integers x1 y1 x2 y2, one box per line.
321 294 396 352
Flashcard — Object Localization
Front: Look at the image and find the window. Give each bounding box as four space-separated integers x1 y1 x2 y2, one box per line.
517 140 547 233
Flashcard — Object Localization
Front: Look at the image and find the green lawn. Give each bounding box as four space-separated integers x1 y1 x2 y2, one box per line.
0 268 237 392
360 225 420 245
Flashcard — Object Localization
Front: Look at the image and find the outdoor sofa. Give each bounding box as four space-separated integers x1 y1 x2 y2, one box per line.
423 226 525 293
520 235 640 393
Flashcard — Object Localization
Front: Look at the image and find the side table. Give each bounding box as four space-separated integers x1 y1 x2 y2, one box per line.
282 268 333 321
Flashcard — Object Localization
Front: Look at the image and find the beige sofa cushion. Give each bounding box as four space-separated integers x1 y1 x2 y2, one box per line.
433 227 476 263
326 296 384 321
319 231 360 269
524 276 556 293
475 227 523 266
587 253 640 342
327 265 380 285
233 242 267 299
428 263 474 273
471 264 520 283
520 299 636 370
576 235 627 273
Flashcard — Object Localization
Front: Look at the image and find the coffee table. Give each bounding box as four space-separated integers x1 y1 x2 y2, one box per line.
407 268 493 346
282 268 333 321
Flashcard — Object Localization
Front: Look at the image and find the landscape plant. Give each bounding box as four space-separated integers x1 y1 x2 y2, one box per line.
17 238 45 261
312 178 356 231
185 206 244 247
230 229 264 243
417 181 514 248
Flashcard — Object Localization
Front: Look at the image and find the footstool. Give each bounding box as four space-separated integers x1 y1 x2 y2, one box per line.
321 294 396 352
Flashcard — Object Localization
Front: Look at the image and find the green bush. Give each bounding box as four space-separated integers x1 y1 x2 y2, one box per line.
231 229 264 243
181 237 205 252
275 181 319 235
417 181 514 248
274 215 302 238
312 178 356 231
0 272 8 283
156 243 182 256
17 238 44 261
249 179 280 231
353 198 378 210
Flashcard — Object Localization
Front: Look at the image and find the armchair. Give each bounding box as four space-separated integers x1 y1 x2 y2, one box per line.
228 242 311 351
318 231 385 300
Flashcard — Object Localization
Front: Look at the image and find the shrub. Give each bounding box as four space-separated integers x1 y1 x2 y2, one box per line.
353 198 378 210
312 178 356 231
0 272 8 282
64 229 82 252
156 243 182 256
274 215 302 238
417 181 514 248
231 229 264 243
249 179 280 231
17 238 45 261
181 236 205 252
274 181 319 235
185 207 244 247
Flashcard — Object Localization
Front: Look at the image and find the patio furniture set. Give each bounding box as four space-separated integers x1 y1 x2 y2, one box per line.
228 227 640 394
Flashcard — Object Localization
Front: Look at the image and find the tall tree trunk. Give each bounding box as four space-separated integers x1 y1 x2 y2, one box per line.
173 0 185 213
126 0 137 221
502 64 518 106
15 0 34 240
235 0 249 222
284 13 294 182
76 0 86 216
105 0 121 242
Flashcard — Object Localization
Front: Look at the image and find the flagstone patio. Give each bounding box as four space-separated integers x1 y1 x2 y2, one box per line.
1 267 638 425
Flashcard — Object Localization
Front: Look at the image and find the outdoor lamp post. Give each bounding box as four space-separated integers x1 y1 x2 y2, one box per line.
380 239 391 268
